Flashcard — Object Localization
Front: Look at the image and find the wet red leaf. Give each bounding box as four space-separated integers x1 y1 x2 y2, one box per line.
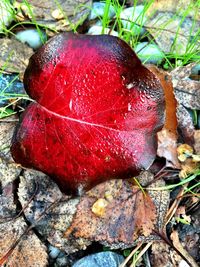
11 33 164 195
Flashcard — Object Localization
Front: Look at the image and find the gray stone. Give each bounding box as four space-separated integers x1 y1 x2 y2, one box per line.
0 1 14 31
135 42 165 64
0 74 25 107
15 29 47 50
72 251 124 267
89 2 115 20
87 26 118 36
120 6 147 35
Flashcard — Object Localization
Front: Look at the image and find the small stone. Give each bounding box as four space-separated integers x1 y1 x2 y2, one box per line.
15 29 47 50
87 26 118 36
0 1 14 31
51 9 64 20
89 2 115 20
48 245 61 259
56 255 69 266
120 6 147 35
72 251 124 267
135 42 165 64
191 64 200 75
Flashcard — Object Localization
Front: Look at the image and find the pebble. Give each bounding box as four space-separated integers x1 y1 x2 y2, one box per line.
48 245 61 259
0 74 25 107
120 6 147 35
135 42 165 64
15 29 47 50
0 1 14 31
72 251 124 267
191 64 200 75
89 2 115 20
87 25 118 36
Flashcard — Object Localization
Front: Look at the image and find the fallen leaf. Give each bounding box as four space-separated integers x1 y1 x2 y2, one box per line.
171 63 200 110
18 170 169 251
11 33 165 195
0 38 33 74
0 217 48 267
18 169 90 254
64 179 157 245
176 104 195 145
0 158 48 267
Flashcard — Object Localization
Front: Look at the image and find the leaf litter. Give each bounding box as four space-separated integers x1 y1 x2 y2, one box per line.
0 35 199 266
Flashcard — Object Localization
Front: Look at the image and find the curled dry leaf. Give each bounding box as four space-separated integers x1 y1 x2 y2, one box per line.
147 65 180 168
11 33 165 195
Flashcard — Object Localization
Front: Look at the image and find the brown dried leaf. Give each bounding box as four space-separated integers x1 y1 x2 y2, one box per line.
64 179 157 245
157 129 180 168
177 104 195 145
0 38 33 74
18 170 90 254
18 170 169 251
171 63 200 110
0 217 48 267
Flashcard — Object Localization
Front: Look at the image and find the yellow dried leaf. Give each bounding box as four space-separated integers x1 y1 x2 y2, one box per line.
92 198 109 217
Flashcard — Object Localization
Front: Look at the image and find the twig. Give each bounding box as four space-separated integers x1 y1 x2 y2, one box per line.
130 242 153 267
119 242 143 267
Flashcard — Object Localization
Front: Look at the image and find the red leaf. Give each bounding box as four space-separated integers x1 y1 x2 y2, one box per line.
11 33 165 195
